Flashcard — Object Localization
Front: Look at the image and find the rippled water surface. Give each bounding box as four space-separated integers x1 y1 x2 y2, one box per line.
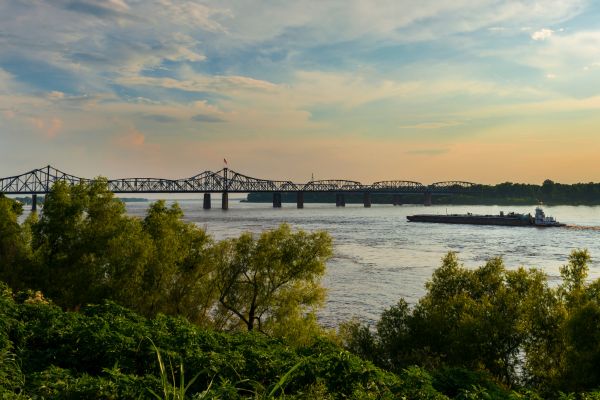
124 200 600 327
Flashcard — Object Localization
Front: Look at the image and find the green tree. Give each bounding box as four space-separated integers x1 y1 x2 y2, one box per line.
554 250 600 392
31 180 130 308
411 254 535 383
134 200 215 324
29 182 217 325
0 194 34 290
213 224 332 339
343 252 556 387
559 249 591 306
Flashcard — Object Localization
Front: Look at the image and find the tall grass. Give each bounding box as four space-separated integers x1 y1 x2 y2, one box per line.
145 337 303 399
146 338 209 400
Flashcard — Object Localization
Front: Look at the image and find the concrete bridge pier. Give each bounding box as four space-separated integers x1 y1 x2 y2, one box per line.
296 192 304 209
424 191 432 206
392 194 401 206
222 192 229 210
31 194 37 212
273 192 282 208
203 193 211 209
336 193 346 207
363 192 371 208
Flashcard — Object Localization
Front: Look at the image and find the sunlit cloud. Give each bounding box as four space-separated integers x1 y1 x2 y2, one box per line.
29 117 63 139
114 127 146 148
531 28 554 40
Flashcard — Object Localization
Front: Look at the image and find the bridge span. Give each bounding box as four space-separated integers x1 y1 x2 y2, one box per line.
0 165 480 211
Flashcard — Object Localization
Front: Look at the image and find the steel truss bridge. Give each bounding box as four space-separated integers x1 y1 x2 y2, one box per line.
1 165 480 210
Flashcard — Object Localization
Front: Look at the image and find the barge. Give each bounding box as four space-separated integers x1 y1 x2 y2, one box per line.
407 207 565 227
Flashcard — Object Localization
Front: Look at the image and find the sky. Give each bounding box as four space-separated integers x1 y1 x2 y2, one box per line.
1 0 600 185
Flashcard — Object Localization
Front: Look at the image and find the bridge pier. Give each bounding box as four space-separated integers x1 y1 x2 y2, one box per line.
203 193 211 209
424 191 432 206
31 194 37 212
363 192 371 208
297 192 304 209
273 192 282 208
392 194 401 206
222 192 229 210
336 193 346 207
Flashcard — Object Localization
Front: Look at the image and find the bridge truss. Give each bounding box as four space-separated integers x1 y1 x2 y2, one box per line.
0 165 478 195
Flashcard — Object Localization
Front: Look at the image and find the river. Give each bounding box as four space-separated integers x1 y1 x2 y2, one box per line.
124 199 600 327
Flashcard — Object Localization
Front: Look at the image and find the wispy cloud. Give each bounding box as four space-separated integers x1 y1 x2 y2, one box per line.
143 114 178 123
398 121 462 130
192 114 225 123
117 74 278 93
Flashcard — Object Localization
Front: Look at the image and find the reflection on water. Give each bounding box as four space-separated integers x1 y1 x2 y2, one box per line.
117 201 600 327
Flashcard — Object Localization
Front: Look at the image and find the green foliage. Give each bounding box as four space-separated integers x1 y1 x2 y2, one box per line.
6 181 600 398
213 224 332 339
1 181 332 344
147 338 205 400
0 293 419 399
343 249 600 397
0 195 32 291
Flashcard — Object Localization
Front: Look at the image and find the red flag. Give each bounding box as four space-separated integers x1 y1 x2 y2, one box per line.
223 158 228 165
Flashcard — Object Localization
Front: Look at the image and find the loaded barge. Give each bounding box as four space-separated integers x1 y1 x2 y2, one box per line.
407 207 565 227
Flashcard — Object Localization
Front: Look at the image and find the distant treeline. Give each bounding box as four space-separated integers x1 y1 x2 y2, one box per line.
246 180 600 205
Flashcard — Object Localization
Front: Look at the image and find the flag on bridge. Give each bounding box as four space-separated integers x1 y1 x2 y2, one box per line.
224 158 228 165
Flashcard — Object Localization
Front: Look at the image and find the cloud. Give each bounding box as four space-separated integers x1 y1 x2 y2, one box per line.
398 121 462 130
2 109 15 119
510 30 600 81
143 114 178 123
1 0 598 184
118 73 278 93
157 0 231 32
64 0 131 19
29 116 63 138
0 68 17 94
192 114 225 122
531 28 554 40
114 127 146 148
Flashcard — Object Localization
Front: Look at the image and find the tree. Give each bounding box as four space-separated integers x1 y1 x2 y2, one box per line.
31 180 129 308
0 194 33 290
134 200 215 324
213 224 332 339
559 249 591 306
29 182 217 325
343 252 557 386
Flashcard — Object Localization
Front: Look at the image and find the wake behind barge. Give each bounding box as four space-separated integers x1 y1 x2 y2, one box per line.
407 207 565 227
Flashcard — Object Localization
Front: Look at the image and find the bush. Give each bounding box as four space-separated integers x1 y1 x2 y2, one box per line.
0 291 423 399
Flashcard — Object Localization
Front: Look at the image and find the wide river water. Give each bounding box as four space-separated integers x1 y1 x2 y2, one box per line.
124 199 600 327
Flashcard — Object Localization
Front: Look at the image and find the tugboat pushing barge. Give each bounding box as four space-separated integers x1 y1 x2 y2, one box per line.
407 207 565 227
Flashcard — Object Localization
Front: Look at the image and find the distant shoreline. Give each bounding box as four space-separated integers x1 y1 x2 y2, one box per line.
244 189 600 206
